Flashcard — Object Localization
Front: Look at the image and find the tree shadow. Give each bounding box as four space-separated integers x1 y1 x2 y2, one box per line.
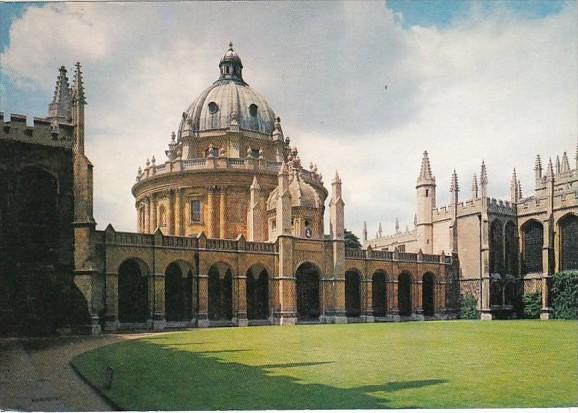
74 339 449 410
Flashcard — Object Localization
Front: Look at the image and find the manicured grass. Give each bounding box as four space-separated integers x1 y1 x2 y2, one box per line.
71 321 577 410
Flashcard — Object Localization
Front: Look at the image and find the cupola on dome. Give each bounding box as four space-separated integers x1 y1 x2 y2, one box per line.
178 43 276 136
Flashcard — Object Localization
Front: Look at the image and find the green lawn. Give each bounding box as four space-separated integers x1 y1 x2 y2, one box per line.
71 321 577 410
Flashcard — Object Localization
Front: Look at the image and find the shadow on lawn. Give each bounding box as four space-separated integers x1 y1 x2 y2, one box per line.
85 339 448 410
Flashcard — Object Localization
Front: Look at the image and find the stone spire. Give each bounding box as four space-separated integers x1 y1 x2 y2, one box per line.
71 62 86 104
534 154 543 187
450 169 459 204
71 62 86 155
518 179 522 200
378 222 383 237
511 169 519 203
329 171 345 240
561 152 570 173
48 66 72 121
471 174 479 199
555 155 561 175
480 161 488 199
417 150 435 184
363 221 367 242
546 157 554 179
395 217 400 233
247 176 264 241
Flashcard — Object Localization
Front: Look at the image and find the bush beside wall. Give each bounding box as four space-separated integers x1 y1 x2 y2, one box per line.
551 271 578 320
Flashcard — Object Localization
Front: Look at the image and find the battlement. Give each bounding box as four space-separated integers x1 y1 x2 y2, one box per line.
0 112 74 149
487 197 516 215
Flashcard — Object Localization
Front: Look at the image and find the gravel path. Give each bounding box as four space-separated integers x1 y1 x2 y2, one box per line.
0 333 162 411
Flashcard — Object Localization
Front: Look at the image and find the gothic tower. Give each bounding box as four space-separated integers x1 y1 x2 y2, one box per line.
416 151 436 254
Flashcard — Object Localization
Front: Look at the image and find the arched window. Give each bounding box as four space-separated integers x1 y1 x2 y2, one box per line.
490 220 504 274
504 222 519 276
559 215 578 271
522 220 543 274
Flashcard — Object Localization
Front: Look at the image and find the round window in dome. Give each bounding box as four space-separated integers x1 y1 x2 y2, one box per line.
249 104 258 116
208 102 219 114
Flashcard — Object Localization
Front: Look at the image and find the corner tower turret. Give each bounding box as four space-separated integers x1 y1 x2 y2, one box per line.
416 151 436 254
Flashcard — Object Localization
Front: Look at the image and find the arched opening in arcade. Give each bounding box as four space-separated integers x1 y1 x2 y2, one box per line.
398 272 412 317
118 259 149 323
422 272 435 317
559 214 578 271
246 264 269 320
345 269 361 318
208 263 233 321
296 262 321 321
372 270 387 318
522 220 543 274
165 261 193 322
490 219 504 275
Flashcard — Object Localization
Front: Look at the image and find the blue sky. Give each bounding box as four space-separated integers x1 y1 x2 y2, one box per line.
386 0 569 27
0 1 576 238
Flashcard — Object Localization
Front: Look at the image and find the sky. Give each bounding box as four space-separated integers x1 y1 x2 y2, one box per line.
0 0 576 239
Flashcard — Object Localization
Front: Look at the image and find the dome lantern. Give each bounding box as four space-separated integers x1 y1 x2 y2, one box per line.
219 42 245 85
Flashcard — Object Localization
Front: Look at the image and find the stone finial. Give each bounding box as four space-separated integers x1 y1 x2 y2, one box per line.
414 213 417 227
511 169 519 203
378 222 383 237
151 156 156 165
246 146 252 158
363 221 368 241
48 66 72 120
546 157 554 179
555 155 561 174
450 169 459 193
250 175 260 190
165 131 179 161
395 218 399 233
272 116 283 141
418 150 434 183
561 152 570 173
146 158 150 167
471 174 479 199
517 179 522 199
333 170 341 184
258 147 264 159
534 154 543 187
71 62 86 104
480 161 488 185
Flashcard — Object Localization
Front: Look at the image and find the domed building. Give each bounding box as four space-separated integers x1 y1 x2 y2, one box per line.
1 45 458 335
133 43 327 241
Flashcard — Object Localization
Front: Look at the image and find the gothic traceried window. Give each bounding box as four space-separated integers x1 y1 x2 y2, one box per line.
522 220 543 274
490 219 504 274
504 221 519 276
560 215 578 271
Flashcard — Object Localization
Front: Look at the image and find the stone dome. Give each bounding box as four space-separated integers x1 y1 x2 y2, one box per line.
267 168 323 211
178 43 276 136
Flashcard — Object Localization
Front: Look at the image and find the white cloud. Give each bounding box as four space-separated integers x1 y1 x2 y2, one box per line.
1 1 576 237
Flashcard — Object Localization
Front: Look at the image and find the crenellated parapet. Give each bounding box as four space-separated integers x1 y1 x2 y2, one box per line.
0 112 74 149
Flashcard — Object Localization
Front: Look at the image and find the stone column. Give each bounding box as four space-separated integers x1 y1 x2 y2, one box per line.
198 274 209 327
481 276 492 320
104 272 119 332
362 278 374 322
219 188 226 239
151 193 158 231
416 280 424 320
144 197 150 233
391 280 400 321
167 190 175 235
175 188 183 236
152 272 166 330
234 274 248 326
207 187 216 238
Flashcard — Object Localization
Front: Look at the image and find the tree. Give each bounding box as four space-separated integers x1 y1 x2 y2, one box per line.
344 229 362 249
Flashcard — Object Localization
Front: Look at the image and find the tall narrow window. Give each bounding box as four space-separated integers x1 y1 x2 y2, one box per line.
191 200 201 223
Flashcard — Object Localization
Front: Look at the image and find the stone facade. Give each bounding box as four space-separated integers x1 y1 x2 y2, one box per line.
365 147 578 319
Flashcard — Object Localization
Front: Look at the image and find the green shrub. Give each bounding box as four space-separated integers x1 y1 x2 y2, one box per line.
459 294 479 320
551 271 578 320
522 290 542 319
